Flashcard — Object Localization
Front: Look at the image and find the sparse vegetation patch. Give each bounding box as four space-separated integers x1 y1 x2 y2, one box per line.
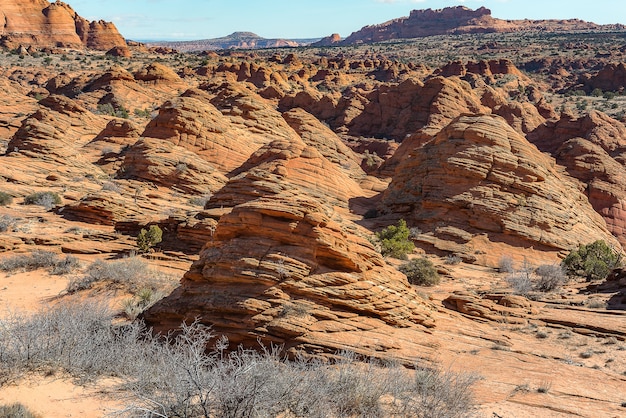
376 219 415 259
400 257 441 286
561 240 621 281
0 191 13 206
23 191 61 209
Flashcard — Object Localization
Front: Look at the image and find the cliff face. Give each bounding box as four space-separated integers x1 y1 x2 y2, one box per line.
340 6 602 45
0 0 125 50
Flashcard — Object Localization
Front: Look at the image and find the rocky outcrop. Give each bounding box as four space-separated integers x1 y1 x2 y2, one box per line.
134 63 182 84
121 137 228 194
0 0 126 50
382 114 620 261
311 33 341 47
6 95 106 169
281 108 365 182
528 111 626 246
141 90 267 173
435 59 526 78
583 63 626 93
340 6 603 45
208 135 364 210
143 191 434 352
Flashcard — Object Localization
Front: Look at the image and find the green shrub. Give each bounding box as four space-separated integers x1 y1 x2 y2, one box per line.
376 219 415 259
0 191 13 206
136 225 163 253
400 258 440 286
23 191 61 209
561 240 621 281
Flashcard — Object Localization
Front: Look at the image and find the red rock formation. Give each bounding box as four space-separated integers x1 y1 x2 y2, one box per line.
141 88 276 173
7 95 106 168
584 62 626 93
311 33 341 47
106 46 132 58
134 63 182 84
382 114 620 261
340 6 603 45
0 0 126 50
435 59 525 78
281 108 365 182
529 111 626 246
208 135 364 210
143 190 434 352
121 138 228 194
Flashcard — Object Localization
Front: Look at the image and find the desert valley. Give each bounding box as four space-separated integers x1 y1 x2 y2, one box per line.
0 1 626 417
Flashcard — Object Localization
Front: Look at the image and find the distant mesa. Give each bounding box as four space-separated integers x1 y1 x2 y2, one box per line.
330 6 608 46
147 32 319 53
0 0 126 50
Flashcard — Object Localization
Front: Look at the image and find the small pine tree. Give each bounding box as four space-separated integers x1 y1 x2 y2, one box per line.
136 225 163 253
376 219 415 259
561 240 621 281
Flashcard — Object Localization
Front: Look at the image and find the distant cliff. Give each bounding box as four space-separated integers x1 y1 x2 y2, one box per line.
338 6 608 45
0 0 126 50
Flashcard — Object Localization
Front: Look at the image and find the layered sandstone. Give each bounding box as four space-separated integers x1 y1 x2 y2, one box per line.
529 111 626 246
141 89 271 173
382 114 620 261
120 138 228 194
6 95 107 169
0 0 126 50
143 191 434 352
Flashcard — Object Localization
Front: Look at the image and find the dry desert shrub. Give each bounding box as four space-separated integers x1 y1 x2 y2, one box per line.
0 191 13 206
23 191 61 209
0 300 478 418
534 264 567 291
498 255 515 273
66 256 170 294
0 403 40 418
0 214 18 233
0 250 79 275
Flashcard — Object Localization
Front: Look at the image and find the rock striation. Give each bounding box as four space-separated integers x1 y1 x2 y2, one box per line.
143 190 434 352
529 111 626 246
382 114 620 261
0 0 126 50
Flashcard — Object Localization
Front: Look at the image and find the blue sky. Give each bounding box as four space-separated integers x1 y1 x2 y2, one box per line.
69 0 626 41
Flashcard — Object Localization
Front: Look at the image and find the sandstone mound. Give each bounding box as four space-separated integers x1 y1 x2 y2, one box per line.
435 59 525 78
0 0 126 50
382 114 620 262
204 82 300 143
143 192 434 352
134 63 182 83
281 107 364 181
121 137 228 194
529 111 626 246
92 119 142 145
584 62 626 93
378 76 488 174
209 135 365 210
6 95 106 168
61 190 146 226
141 90 268 173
